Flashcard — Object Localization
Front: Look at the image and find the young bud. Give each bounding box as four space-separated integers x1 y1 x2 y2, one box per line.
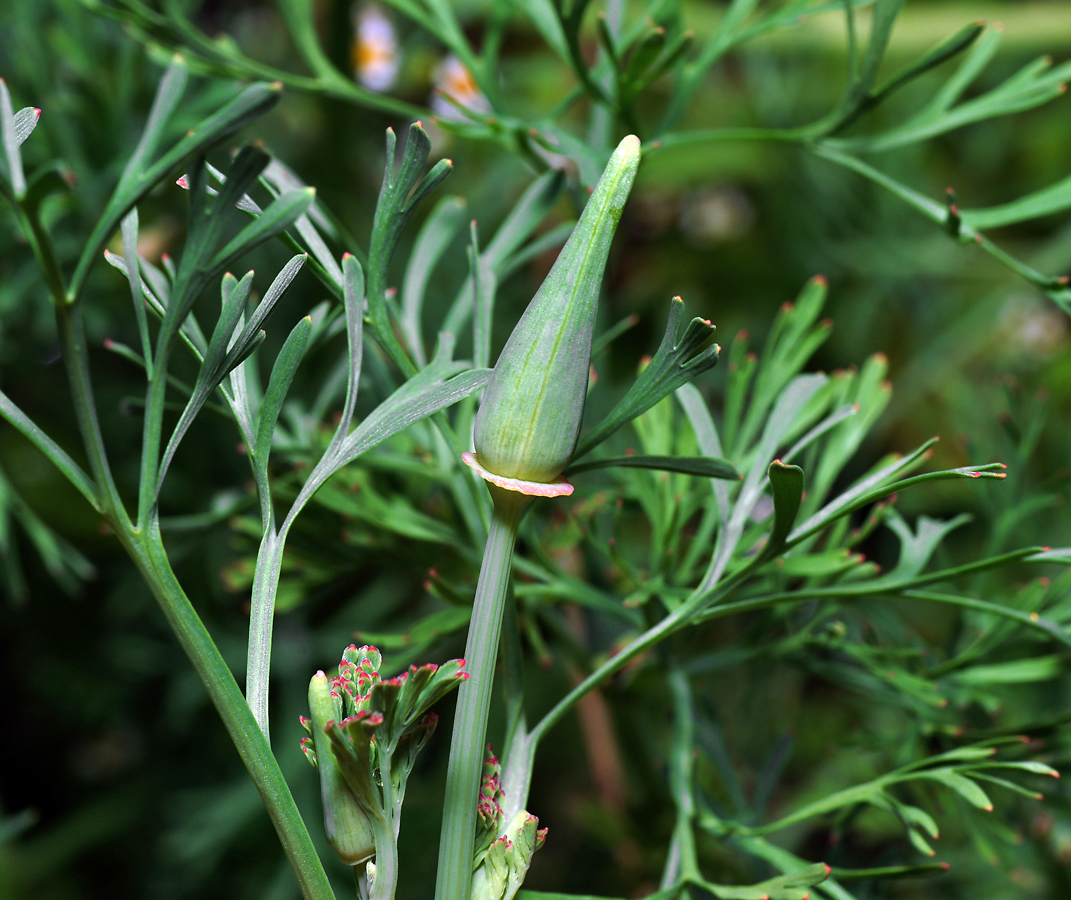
306 671 377 865
472 135 641 485
469 810 548 900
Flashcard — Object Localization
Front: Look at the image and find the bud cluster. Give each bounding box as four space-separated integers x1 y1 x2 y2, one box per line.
300 645 468 868
470 746 547 900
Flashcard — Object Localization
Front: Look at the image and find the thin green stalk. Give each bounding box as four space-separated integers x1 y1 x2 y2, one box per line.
661 669 700 889
126 525 336 900
435 487 530 900
247 527 284 739
136 336 174 529
17 201 67 305
369 750 398 900
55 302 131 529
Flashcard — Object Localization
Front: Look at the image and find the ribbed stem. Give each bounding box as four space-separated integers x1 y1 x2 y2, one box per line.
435 487 529 900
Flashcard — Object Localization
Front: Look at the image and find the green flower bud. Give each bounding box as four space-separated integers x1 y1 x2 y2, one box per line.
304 671 377 865
472 135 641 486
469 810 548 900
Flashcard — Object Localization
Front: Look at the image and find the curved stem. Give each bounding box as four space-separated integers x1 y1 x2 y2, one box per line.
126 524 336 900
435 487 529 900
55 302 130 528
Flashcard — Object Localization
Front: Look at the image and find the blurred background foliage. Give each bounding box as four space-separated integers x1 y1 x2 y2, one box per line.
1 1 1070 898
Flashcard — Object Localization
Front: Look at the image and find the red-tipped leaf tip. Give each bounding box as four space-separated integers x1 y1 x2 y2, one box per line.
941 862 951 871
176 176 189 188
813 274 827 285
413 120 422 128
671 295 683 303
33 107 41 120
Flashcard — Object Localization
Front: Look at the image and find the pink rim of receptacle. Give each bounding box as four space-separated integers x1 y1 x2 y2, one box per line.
462 452 574 497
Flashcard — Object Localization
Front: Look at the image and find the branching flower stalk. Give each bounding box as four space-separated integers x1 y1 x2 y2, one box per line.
435 135 641 900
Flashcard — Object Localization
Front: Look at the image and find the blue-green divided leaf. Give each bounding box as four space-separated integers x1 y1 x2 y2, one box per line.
155 146 267 333
775 549 865 579
920 770 993 811
154 259 305 495
203 271 255 381
953 654 1071 686
890 797 940 840
961 170 1071 230
102 249 205 358
832 860 950 881
337 253 365 432
209 187 314 273
367 123 452 352
788 437 938 544
120 209 152 367
253 316 312 480
969 773 1045 801
215 255 307 379
710 862 831 900
575 297 718 459
882 509 972 580
737 276 830 455
119 55 188 186
868 20 984 108
761 460 804 559
339 335 490 464
73 80 282 298
565 454 738 480
823 0 905 135
807 353 890 505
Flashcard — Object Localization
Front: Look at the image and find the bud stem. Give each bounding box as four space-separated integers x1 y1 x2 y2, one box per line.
435 487 531 900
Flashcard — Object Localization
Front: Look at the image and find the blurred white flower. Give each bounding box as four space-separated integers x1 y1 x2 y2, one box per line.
351 4 399 92
431 55 490 119
679 186 755 246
